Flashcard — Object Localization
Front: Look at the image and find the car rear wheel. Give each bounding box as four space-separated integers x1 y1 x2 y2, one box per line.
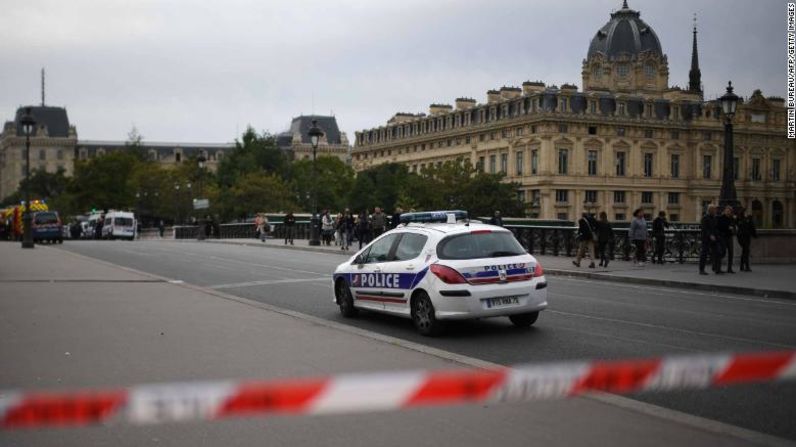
411 291 442 336
509 311 539 328
336 281 358 318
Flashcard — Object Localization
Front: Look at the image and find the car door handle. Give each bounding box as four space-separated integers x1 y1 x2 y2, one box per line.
374 267 382 273
405 264 415 270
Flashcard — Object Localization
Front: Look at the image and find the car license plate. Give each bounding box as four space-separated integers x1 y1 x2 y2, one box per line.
484 296 520 309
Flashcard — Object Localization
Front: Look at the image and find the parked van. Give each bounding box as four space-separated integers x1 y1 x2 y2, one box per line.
102 211 137 240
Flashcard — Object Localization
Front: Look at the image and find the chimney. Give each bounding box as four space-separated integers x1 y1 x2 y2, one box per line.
522 81 546 95
429 104 453 115
455 97 477 110
500 86 522 100
487 90 501 104
560 83 578 92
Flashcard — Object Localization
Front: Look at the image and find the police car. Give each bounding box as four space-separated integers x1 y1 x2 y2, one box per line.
332 211 547 336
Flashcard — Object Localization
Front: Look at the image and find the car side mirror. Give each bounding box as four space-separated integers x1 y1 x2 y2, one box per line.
353 255 364 266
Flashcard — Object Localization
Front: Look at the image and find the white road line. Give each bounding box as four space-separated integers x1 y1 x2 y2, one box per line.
547 309 796 349
209 277 329 290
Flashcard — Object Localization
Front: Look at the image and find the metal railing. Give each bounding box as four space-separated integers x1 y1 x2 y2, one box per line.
172 221 703 263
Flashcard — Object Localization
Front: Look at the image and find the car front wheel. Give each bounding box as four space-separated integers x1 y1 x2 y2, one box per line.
509 311 539 328
411 291 442 336
336 281 358 318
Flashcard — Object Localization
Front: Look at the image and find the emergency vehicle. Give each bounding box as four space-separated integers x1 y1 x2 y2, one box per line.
332 211 548 336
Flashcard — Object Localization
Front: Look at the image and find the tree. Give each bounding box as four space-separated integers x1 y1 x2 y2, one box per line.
287 156 354 212
227 172 297 219
68 151 139 212
216 127 287 187
348 163 414 213
125 126 147 161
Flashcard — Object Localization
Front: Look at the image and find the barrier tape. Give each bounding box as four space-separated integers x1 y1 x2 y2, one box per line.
2 350 794 429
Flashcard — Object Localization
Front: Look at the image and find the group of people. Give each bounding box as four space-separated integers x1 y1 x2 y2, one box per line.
699 205 757 274
571 205 758 274
320 207 404 251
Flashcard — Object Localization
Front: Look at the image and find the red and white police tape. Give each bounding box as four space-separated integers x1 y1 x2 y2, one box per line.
2 350 795 429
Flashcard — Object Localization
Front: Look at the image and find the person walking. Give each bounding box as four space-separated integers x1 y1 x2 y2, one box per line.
651 211 670 264
489 210 504 227
371 207 386 239
158 219 165 238
260 214 270 243
321 210 334 246
341 209 355 251
717 205 737 273
699 205 720 275
629 208 648 266
357 210 371 249
736 207 757 272
596 211 614 268
283 211 296 245
391 207 403 229
572 212 597 268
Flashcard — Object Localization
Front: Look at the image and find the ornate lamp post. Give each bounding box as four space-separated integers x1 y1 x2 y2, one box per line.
19 108 36 249
196 155 207 240
719 81 740 210
307 120 324 246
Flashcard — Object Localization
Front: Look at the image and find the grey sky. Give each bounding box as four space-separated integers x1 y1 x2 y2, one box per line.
0 0 788 143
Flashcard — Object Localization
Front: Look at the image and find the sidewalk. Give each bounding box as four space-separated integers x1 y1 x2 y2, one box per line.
0 242 782 447
203 238 796 300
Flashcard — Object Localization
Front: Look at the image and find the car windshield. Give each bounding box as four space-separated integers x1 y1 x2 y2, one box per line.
437 231 526 260
114 217 134 226
34 212 58 225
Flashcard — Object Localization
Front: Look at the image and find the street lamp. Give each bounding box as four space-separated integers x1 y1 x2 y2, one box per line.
20 108 36 249
307 120 324 246
196 154 207 241
719 81 740 210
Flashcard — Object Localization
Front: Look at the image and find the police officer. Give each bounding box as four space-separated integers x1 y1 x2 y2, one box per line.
699 205 720 275
651 211 670 264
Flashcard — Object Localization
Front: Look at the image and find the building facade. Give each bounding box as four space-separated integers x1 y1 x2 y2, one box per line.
277 115 350 163
0 105 237 200
352 2 794 227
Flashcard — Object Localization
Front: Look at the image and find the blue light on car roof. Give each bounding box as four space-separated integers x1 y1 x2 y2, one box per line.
399 210 468 224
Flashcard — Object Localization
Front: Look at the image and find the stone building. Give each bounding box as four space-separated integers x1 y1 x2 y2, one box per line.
0 105 235 200
276 115 350 163
352 1 794 227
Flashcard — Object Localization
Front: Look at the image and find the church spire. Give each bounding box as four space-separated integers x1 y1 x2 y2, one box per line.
688 14 702 96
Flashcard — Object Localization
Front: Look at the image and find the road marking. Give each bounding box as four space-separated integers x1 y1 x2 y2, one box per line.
209 277 328 290
548 309 796 349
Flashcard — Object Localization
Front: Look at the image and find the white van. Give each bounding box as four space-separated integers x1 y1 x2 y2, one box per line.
102 211 137 240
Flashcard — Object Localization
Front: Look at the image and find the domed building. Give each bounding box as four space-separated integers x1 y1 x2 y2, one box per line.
351 1 792 228
582 0 670 93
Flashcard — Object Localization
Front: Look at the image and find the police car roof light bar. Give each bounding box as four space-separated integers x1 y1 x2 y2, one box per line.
399 210 469 224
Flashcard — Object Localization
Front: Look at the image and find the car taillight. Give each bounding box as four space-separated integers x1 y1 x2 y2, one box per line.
533 262 544 277
430 264 468 284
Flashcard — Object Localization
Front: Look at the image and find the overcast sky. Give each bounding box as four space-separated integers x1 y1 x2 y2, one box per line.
0 0 788 143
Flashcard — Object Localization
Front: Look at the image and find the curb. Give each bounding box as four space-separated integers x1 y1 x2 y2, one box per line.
197 239 796 301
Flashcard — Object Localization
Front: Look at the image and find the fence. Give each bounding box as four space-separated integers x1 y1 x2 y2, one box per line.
171 221 703 263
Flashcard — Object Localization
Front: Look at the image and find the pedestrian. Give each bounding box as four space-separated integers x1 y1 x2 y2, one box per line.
334 212 344 246
699 205 720 275
371 207 386 238
596 211 614 268
736 207 757 272
321 210 334 246
95 214 105 240
284 211 296 245
489 210 504 227
572 212 597 268
158 219 165 238
391 207 403 229
651 211 670 264
717 205 737 274
342 209 355 251
357 210 371 249
261 214 270 242
629 208 648 266
254 214 268 242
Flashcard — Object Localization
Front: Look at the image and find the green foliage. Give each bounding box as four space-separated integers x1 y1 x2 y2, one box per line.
348 163 415 213
68 151 140 212
287 156 354 212
216 127 287 187
227 172 296 219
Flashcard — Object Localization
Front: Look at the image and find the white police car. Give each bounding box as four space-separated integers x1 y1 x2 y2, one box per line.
332 211 547 336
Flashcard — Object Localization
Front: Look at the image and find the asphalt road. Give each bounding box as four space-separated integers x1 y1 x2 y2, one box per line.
59 240 796 440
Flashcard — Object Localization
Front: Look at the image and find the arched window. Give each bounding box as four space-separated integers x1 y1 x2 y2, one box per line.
752 200 764 228
772 200 784 228
644 63 656 79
